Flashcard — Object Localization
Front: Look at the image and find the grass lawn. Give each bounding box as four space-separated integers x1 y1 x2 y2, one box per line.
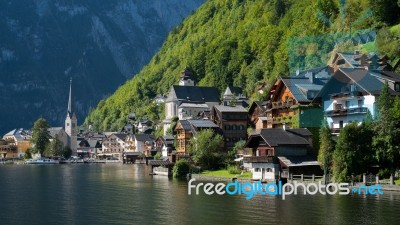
395 180 400 185
201 169 252 178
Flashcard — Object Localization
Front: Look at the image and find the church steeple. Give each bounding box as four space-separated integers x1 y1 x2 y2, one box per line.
67 78 73 116
65 78 77 156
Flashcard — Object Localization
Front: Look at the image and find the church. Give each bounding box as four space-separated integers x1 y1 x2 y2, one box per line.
163 68 221 134
65 79 78 156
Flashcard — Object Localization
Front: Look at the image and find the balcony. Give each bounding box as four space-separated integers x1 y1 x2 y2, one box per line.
325 107 368 117
243 155 274 163
271 100 295 110
330 91 363 100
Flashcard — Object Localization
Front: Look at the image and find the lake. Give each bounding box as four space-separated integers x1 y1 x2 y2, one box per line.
1 164 399 225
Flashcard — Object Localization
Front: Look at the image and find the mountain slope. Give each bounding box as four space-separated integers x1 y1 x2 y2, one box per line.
85 0 400 131
0 0 203 134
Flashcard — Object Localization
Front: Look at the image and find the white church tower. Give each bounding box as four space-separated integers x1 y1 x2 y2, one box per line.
65 78 78 156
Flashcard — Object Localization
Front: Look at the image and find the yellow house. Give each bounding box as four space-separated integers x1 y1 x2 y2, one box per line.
3 129 32 157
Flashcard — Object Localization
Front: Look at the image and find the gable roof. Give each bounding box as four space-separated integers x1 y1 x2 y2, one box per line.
279 77 328 103
134 134 155 142
316 68 400 101
166 85 220 103
224 86 243 96
214 105 247 113
246 128 311 147
48 127 64 138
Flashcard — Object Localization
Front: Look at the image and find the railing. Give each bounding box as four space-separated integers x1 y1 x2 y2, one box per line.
330 91 363 99
243 155 274 163
325 107 368 117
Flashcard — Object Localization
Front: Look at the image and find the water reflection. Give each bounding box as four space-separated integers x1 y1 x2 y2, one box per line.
0 164 400 225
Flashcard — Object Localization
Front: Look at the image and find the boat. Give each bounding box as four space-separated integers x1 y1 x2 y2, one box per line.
25 158 59 164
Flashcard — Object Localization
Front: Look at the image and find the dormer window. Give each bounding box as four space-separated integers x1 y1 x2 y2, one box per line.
395 83 400 92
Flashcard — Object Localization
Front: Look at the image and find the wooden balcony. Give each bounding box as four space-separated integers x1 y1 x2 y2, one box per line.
243 155 274 163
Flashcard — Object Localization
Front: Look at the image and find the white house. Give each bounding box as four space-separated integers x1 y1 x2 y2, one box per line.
318 67 400 134
163 68 220 134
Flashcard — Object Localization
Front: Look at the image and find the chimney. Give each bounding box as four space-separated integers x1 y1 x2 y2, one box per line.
309 72 314 84
283 123 287 131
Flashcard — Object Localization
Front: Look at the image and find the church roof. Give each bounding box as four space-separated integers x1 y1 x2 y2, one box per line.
166 85 220 103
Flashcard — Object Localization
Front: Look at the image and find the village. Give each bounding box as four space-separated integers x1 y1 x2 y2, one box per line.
1 50 400 184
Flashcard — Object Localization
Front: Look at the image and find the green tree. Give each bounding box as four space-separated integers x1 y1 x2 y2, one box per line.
166 116 179 135
373 82 400 176
333 122 373 182
44 135 64 158
30 118 50 155
173 159 191 178
63 146 72 159
188 129 224 170
369 0 400 25
318 120 334 178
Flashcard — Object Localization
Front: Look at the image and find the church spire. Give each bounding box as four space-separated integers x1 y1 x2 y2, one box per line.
68 78 72 115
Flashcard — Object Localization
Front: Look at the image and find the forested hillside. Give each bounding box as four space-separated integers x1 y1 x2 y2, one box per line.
85 0 400 131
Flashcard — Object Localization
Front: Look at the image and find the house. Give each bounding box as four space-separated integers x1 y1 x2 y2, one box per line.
316 67 400 134
3 128 32 157
211 105 248 149
48 127 69 149
154 94 167 104
125 134 156 156
77 139 102 158
155 135 175 157
243 127 320 180
265 66 331 129
137 120 153 133
0 138 18 159
248 101 269 130
99 133 128 161
163 68 220 134
222 86 249 107
329 51 390 72
175 119 220 155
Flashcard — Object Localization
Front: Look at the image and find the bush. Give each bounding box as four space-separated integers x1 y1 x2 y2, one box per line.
173 159 191 178
154 152 162 160
378 168 391 179
227 165 241 175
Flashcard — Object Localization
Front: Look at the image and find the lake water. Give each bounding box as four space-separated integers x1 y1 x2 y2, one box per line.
1 164 400 225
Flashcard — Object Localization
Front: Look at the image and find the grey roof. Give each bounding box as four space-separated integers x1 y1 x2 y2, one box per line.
258 128 311 147
280 77 328 103
339 68 400 95
278 156 320 167
166 85 220 103
87 140 101 148
48 127 64 138
113 133 128 141
214 105 248 113
287 128 313 137
187 119 218 128
178 103 209 108
178 120 192 131
134 134 155 142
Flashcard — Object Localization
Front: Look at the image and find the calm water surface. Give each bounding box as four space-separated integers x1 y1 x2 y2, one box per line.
1 164 400 225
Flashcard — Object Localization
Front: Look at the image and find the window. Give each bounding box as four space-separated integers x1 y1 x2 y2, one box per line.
345 101 350 108
266 168 273 172
358 99 363 107
232 125 237 130
339 121 344 128
255 168 260 172
225 125 231 130
396 83 400 92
